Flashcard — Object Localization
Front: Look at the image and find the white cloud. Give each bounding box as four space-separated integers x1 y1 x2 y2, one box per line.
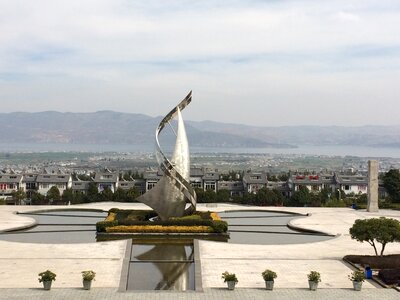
0 0 399 126
333 11 361 22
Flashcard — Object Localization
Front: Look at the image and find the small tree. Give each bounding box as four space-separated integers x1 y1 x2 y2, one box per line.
87 182 99 202
126 187 139 202
47 186 60 202
100 187 114 202
62 188 74 204
349 217 400 256
216 189 230 203
383 169 400 203
113 188 127 202
31 192 46 205
291 186 312 207
11 188 26 205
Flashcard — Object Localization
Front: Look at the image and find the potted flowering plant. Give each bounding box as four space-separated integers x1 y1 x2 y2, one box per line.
348 270 365 291
82 270 96 290
221 271 238 290
261 269 277 290
307 271 321 291
38 270 56 290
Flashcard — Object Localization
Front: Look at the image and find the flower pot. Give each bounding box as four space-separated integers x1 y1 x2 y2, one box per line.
83 280 92 290
353 281 362 291
308 281 318 291
265 280 274 290
43 281 52 290
227 281 236 290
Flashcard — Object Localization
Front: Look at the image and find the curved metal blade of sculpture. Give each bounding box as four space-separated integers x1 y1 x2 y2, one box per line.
136 91 197 220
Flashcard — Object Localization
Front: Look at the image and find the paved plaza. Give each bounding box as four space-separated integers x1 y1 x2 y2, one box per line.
0 203 399 299
0 288 399 300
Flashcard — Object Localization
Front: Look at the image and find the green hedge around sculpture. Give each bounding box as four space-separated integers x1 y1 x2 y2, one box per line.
96 209 228 233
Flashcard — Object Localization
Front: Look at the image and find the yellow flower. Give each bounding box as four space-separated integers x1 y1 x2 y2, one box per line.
106 225 213 233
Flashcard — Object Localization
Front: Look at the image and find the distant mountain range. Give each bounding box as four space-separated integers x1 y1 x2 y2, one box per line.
0 111 399 149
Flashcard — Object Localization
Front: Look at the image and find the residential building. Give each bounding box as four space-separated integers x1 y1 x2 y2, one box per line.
190 167 220 192
143 169 162 192
36 174 72 196
218 181 244 196
243 171 268 193
93 170 119 193
119 179 146 195
335 174 368 195
23 174 38 198
266 181 289 197
71 181 91 195
0 174 24 202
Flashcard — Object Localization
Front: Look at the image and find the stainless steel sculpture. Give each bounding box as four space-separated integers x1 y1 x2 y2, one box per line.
136 91 196 220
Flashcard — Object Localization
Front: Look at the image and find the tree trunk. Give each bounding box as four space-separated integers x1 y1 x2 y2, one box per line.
380 243 386 256
368 240 378 256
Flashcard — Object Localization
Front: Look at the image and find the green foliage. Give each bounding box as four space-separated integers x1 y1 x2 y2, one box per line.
38 270 56 282
77 174 92 181
307 271 321 282
87 182 99 202
348 270 365 282
268 175 278 182
349 217 400 256
61 188 74 203
383 169 400 203
220 171 242 181
221 271 238 283
262 269 277 281
0 198 5 205
216 189 230 202
291 186 312 206
210 220 228 233
97 209 228 233
82 270 96 281
113 209 157 222
100 187 113 202
31 192 46 205
113 188 127 202
121 170 143 180
278 174 289 181
46 186 60 201
126 187 139 202
11 188 26 205
195 188 227 203
111 187 139 202
324 199 347 207
173 215 202 221
109 208 120 214
96 220 118 232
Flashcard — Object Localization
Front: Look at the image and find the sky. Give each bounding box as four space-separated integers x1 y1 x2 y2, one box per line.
0 0 399 127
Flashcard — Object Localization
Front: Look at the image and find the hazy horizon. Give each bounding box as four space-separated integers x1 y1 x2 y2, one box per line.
1 110 400 128
1 1 399 127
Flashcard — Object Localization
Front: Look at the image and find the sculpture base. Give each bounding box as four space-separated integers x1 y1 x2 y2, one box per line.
96 209 229 242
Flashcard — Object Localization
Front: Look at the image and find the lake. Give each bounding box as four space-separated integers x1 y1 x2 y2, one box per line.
0 143 399 158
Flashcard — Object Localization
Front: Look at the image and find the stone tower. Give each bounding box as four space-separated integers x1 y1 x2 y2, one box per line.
367 160 379 212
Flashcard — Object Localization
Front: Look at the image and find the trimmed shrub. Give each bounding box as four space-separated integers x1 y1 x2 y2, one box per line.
210 220 228 233
96 220 118 232
98 209 228 233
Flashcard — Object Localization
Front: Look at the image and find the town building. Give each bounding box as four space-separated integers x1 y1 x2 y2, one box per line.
335 174 368 195
243 171 268 193
93 170 119 193
36 174 72 196
0 174 24 204
218 181 244 196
